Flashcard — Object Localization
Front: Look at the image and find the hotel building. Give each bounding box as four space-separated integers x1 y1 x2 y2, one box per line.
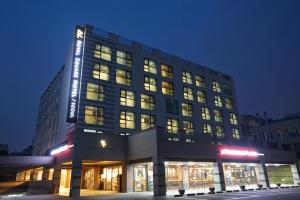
24 24 300 197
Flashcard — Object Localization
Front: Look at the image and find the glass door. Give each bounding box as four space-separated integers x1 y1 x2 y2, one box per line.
133 165 147 192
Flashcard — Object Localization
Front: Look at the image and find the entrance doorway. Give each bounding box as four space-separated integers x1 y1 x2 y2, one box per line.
133 163 153 192
59 168 72 196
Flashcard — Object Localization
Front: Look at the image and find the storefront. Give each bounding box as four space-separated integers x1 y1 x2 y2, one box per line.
132 162 153 192
165 161 215 194
266 163 298 187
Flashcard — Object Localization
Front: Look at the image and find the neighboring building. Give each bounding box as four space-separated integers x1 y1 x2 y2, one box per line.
9 25 299 197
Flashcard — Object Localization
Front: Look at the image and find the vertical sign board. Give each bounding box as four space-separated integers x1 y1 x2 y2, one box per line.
66 26 85 123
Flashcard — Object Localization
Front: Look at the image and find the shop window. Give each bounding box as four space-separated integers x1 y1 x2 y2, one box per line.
161 64 173 78
144 58 157 74
197 90 207 104
144 76 157 92
230 113 238 125
48 168 54 180
162 81 174 95
120 89 135 107
94 44 111 61
166 98 179 115
167 118 179 134
201 107 211 120
116 50 132 67
141 94 155 110
120 111 135 129
212 80 221 93
232 128 240 140
100 165 122 191
183 121 194 135
182 103 193 117
203 123 212 135
183 87 194 100
116 68 132 86
225 97 234 109
84 106 104 125
214 95 223 107
182 71 193 84
214 109 223 123
133 163 153 192
141 114 156 130
93 63 109 81
216 125 225 138
86 83 105 101
195 75 206 88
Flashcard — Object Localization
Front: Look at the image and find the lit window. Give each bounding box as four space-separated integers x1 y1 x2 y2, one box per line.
214 109 223 123
197 91 207 103
201 107 211 120
144 58 157 74
120 90 135 107
93 64 109 81
232 128 240 140
141 114 156 130
203 123 212 135
86 83 105 102
144 76 157 92
182 71 192 84
230 113 238 125
116 50 132 67
161 64 173 78
212 80 221 93
182 103 193 117
183 121 194 135
183 87 194 100
225 97 234 109
214 95 223 107
84 106 104 125
166 98 179 114
48 168 54 180
195 75 206 88
167 118 178 134
141 94 155 110
216 126 225 138
120 111 135 129
116 69 132 86
162 81 174 95
94 44 111 61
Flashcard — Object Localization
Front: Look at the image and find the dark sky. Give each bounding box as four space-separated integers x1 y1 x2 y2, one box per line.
1 0 300 152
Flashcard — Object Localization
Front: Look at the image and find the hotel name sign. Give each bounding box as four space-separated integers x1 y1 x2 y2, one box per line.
67 26 85 123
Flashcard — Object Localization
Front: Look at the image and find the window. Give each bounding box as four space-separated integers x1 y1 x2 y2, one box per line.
116 68 132 86
167 118 178 134
182 103 193 117
86 83 105 101
162 81 174 95
141 114 156 130
230 113 238 125
166 98 179 114
144 58 157 74
216 126 225 138
93 64 109 81
201 107 211 120
182 71 192 84
120 111 135 129
232 128 240 140
84 106 104 125
94 44 111 61
195 75 206 88
183 121 194 135
212 80 221 93
144 76 157 92
223 84 233 95
197 91 207 103
183 87 194 100
214 95 223 107
214 110 223 123
116 50 132 67
225 97 234 109
203 123 212 135
161 64 173 78
141 94 155 110
120 90 135 107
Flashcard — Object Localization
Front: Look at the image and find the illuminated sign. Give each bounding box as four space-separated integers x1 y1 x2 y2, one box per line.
219 146 264 159
67 26 85 123
50 144 74 156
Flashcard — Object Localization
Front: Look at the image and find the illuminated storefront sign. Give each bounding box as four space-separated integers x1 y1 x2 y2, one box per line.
219 146 264 159
50 144 74 156
67 26 85 123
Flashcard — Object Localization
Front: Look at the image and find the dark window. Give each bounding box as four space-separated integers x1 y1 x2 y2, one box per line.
166 98 179 115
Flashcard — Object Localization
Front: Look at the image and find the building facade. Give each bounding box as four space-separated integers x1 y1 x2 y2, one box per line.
27 25 300 197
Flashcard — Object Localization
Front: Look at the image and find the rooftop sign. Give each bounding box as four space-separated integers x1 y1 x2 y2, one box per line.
219 146 264 159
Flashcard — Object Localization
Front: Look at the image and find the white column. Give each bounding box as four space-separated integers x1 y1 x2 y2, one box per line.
213 160 225 191
291 164 300 186
126 164 133 192
182 165 189 190
255 164 267 188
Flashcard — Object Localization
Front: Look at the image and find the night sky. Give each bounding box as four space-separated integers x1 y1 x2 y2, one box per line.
1 0 300 152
